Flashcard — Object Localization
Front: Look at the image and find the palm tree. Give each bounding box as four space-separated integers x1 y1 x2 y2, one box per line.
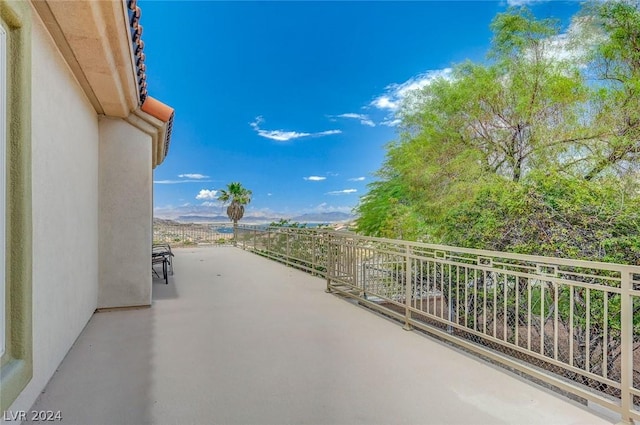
217 182 252 244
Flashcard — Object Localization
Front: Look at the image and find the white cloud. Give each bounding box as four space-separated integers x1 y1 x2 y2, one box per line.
332 113 376 127
250 116 341 142
258 130 311 141
369 69 453 127
154 179 213 184
348 177 365 181
506 0 546 6
543 15 605 66
371 68 453 112
302 202 354 215
243 208 283 219
178 173 209 179
381 119 402 127
326 189 357 195
154 173 213 184
543 33 574 62
195 189 218 201
200 201 219 207
316 130 342 136
371 96 398 111
304 176 327 181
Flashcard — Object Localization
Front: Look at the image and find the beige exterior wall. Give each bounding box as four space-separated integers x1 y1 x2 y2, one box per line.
4 0 162 415
98 117 152 309
6 11 100 414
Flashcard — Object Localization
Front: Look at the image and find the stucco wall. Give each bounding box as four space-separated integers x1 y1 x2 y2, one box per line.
6 11 100 414
98 117 152 309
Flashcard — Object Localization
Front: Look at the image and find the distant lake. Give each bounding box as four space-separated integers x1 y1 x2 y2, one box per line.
207 225 234 233
204 222 332 233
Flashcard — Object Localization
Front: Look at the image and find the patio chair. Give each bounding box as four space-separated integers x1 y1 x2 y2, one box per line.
152 244 174 284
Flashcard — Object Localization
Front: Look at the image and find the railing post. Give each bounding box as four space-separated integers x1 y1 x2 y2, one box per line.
620 268 634 425
361 262 366 299
404 243 412 331
325 232 333 293
286 230 290 259
352 239 358 290
311 232 316 275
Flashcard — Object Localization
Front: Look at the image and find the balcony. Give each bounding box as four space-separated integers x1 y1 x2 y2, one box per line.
24 236 624 424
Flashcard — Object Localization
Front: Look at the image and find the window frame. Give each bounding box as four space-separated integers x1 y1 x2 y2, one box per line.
0 0 32 412
0 21 6 358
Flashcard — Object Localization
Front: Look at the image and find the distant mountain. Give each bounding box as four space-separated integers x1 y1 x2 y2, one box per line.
156 211 355 224
291 212 354 223
175 215 230 223
174 214 285 224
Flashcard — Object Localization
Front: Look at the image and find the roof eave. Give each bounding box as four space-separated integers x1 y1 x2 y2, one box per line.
32 0 175 167
131 97 175 168
31 0 140 117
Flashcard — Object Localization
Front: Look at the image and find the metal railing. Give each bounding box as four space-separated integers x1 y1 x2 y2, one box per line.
236 225 640 423
153 222 235 246
237 225 328 276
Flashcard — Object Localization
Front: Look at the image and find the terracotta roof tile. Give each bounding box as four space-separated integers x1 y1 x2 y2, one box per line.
141 97 174 123
126 0 174 162
127 0 147 103
141 96 175 157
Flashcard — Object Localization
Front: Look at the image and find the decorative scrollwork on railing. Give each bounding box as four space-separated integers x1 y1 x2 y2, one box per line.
235 224 640 418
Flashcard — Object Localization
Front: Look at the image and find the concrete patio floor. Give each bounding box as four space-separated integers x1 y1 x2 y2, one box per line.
26 247 615 425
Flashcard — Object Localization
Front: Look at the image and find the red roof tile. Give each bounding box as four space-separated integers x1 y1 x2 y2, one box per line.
127 0 148 103
127 0 174 161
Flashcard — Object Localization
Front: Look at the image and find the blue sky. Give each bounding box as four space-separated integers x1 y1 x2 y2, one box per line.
142 0 581 221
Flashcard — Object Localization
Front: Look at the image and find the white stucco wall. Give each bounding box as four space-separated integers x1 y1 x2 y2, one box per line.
7 12 100 414
98 117 152 309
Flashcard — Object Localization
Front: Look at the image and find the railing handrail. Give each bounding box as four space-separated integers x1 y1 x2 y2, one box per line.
235 223 640 423
237 224 640 273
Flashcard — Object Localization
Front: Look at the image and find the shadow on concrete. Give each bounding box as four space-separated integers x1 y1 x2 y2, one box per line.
25 247 616 425
24 308 155 425
152 278 178 300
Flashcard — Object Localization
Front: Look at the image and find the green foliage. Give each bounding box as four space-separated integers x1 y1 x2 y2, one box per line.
354 3 640 379
440 171 640 263
489 7 559 60
217 182 252 205
269 219 307 228
354 177 428 240
218 182 252 224
356 1 640 265
569 1 640 181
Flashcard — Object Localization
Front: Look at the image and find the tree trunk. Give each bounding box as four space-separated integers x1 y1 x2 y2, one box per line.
227 201 245 222
233 220 238 246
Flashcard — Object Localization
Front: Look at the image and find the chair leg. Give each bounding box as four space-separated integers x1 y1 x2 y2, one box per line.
163 259 168 284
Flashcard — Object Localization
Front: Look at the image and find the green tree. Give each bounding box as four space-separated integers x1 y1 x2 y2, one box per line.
355 169 427 239
580 1 640 180
355 2 640 389
356 3 640 263
217 182 252 244
269 219 307 228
